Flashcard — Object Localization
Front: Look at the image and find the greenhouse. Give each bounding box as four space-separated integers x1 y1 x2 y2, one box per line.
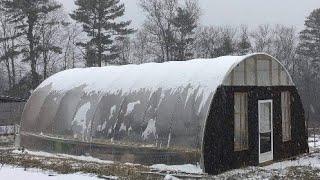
19 53 308 174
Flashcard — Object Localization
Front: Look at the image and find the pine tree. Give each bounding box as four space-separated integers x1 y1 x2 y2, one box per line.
70 0 134 67
237 26 251 55
3 0 62 89
296 8 320 119
297 8 320 73
171 7 198 61
216 34 234 57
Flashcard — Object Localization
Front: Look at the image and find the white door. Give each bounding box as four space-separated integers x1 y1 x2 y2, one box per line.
258 100 273 163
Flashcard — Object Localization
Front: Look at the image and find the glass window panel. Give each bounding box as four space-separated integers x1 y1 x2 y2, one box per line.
272 61 279 86
234 63 245 85
246 59 256 86
280 69 289 85
225 74 231 86
234 113 241 142
234 95 241 113
257 60 271 86
260 132 272 153
281 92 291 141
234 93 248 151
260 103 271 133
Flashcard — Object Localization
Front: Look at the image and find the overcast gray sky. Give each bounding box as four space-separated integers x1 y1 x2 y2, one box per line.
57 0 320 30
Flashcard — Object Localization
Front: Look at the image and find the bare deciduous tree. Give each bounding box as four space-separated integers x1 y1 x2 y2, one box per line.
64 24 84 69
251 24 273 53
38 6 67 79
131 30 150 64
0 5 21 89
139 0 200 62
194 26 220 58
272 25 298 75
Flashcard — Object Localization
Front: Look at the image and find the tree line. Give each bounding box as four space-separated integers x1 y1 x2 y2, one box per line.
0 0 319 124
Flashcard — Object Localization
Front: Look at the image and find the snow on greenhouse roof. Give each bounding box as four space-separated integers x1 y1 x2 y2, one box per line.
37 54 256 95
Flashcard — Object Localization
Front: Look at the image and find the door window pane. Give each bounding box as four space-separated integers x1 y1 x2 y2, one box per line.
260 103 271 133
260 133 272 153
259 102 272 154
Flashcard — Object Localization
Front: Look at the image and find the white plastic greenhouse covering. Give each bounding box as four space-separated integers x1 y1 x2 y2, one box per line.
20 53 294 150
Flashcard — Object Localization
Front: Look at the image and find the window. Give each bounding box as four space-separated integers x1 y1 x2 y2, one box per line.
234 93 249 151
234 63 245 85
246 59 256 86
281 92 291 141
257 59 271 86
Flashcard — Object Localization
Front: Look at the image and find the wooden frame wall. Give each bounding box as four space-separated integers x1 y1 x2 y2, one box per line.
203 86 308 175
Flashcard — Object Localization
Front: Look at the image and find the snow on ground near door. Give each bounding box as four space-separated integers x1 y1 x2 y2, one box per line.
151 137 320 178
0 165 115 180
208 138 320 179
151 164 203 174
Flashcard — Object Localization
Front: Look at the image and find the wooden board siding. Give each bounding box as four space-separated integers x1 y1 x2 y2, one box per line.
203 86 308 175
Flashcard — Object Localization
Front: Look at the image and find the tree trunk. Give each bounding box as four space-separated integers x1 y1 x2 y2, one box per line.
28 16 38 89
63 35 71 70
98 46 102 67
72 50 75 68
97 22 102 67
1 24 12 88
5 58 12 88
10 39 16 85
63 49 68 70
10 56 15 85
43 51 48 79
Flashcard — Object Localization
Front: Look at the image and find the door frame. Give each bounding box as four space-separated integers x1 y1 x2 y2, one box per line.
258 99 274 163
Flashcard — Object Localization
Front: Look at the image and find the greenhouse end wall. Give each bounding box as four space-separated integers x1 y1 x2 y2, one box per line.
203 86 308 174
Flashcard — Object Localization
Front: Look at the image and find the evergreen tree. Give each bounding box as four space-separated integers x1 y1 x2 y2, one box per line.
216 34 234 57
70 0 134 67
296 8 320 121
297 8 320 73
172 7 198 61
3 0 62 89
237 26 251 55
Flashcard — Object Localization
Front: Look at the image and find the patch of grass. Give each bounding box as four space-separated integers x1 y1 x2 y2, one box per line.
285 166 320 180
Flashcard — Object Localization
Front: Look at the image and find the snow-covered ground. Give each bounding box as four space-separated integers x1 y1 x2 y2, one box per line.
0 165 108 180
151 164 203 174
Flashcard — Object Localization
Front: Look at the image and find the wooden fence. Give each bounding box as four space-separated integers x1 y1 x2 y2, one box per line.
0 101 25 126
